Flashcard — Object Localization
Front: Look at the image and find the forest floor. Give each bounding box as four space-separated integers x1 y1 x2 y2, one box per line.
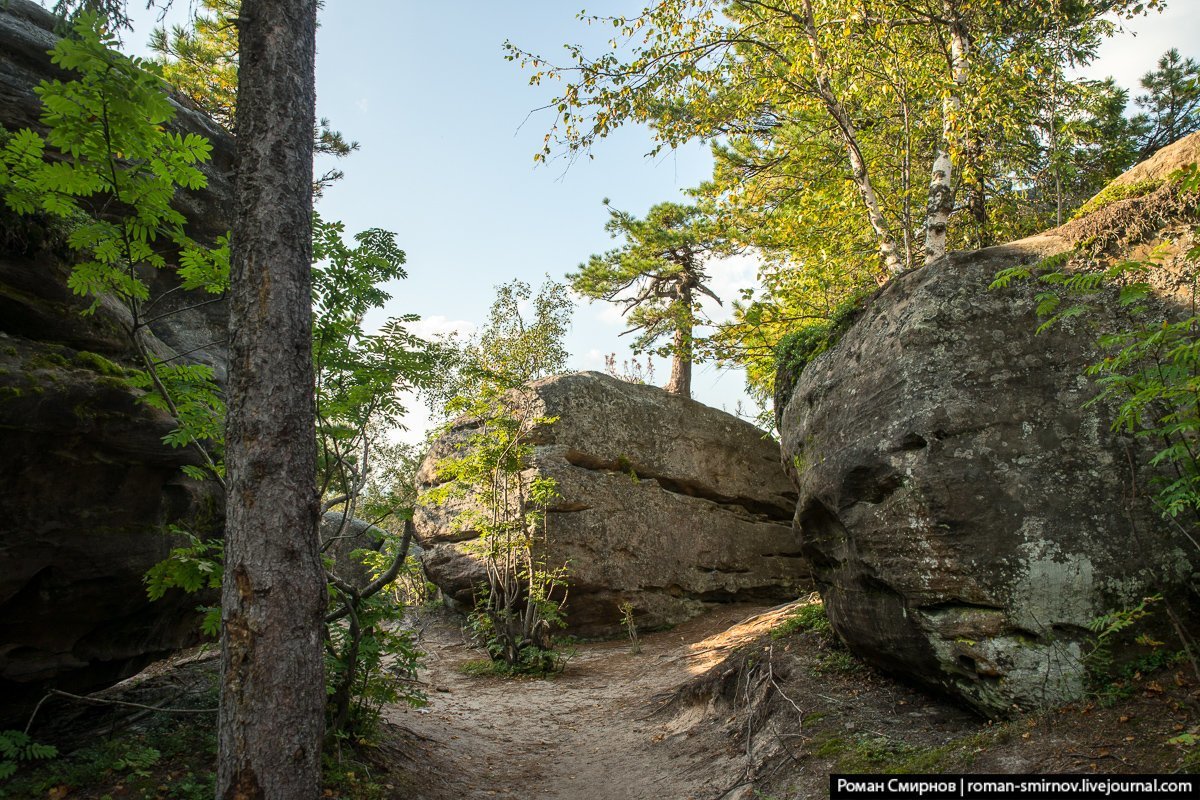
376 600 1200 800
4 599 1198 799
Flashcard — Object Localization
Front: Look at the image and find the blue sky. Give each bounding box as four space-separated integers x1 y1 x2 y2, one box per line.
112 1 1200 442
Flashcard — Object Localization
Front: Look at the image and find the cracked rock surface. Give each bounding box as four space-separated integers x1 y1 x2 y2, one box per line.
778 226 1200 717
414 372 810 637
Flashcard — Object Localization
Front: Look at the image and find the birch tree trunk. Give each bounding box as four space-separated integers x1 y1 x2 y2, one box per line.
799 0 904 277
925 0 969 264
217 1 324 797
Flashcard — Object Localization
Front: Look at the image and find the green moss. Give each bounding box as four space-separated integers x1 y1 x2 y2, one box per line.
772 601 833 640
814 736 850 758
73 350 124 376
1072 178 1164 220
615 454 639 482
27 351 69 370
97 375 130 392
815 649 865 675
774 289 871 397
823 728 1004 774
1182 744 1200 774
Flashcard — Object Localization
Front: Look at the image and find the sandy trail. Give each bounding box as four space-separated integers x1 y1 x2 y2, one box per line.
384 603 795 800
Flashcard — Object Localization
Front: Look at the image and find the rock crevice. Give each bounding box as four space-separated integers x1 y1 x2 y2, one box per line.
560 447 794 521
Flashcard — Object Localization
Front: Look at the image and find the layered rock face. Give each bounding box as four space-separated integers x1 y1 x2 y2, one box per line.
0 1 232 722
415 372 809 636
778 193 1200 716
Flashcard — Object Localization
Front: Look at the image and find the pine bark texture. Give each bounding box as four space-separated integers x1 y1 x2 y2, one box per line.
665 323 692 397
217 2 324 798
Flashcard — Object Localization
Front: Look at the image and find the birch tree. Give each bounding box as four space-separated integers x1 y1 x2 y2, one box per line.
506 0 1149 276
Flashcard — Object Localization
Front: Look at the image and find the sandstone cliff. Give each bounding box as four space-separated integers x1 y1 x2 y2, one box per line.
415 372 810 637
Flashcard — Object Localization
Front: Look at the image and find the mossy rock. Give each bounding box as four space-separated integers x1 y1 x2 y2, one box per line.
1071 178 1165 220
73 350 125 377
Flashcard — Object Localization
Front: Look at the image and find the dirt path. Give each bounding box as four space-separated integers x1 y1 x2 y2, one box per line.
378 603 1200 800
382 603 795 800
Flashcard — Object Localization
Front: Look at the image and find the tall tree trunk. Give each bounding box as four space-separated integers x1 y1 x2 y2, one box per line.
218 2 324 798
799 0 904 277
665 287 693 397
665 326 692 397
925 0 969 264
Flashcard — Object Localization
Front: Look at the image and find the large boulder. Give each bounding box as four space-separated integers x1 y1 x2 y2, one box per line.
778 157 1200 717
415 372 809 637
0 0 235 246
0 1 232 723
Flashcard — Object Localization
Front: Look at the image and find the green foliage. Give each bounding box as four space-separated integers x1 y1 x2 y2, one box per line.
313 215 438 445
426 382 570 673
324 586 425 737
771 597 865 674
771 600 834 641
769 289 870 425
570 201 728 392
149 0 358 194
144 527 223 637
321 750 398 800
0 731 57 781
1084 594 1162 694
774 325 836 385
0 668 222 799
1131 48 1200 161
991 164 1200 690
0 680 399 799
991 166 1200 529
149 0 238 128
129 362 225 458
508 0 1161 414
434 278 573 413
0 14 438 749
109 742 161 777
311 218 440 740
308 217 440 740
0 15 214 308
0 12 228 483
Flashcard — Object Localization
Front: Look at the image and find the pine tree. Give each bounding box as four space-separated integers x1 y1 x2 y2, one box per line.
216 0 326 796
1132 48 1200 161
570 202 726 398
